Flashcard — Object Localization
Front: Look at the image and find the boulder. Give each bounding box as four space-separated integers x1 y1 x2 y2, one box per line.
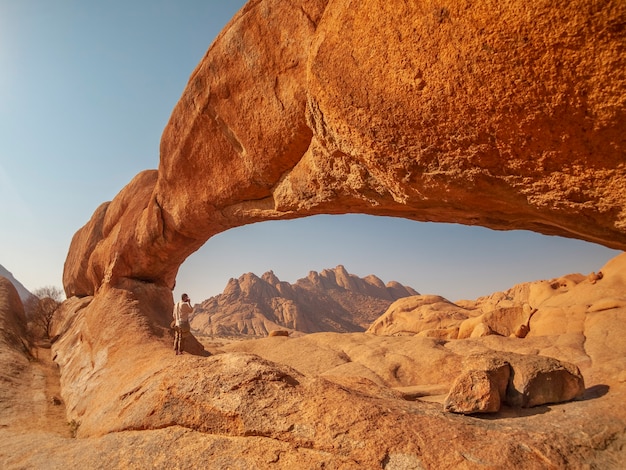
458 306 529 339
470 322 495 338
444 354 510 414
444 369 506 414
444 352 585 414
0 276 28 353
367 295 471 336
505 354 586 408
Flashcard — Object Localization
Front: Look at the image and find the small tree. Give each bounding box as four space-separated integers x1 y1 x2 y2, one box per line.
24 286 64 339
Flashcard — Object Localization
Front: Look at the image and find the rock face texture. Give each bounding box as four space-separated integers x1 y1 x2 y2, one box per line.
0 277 35 435
0 276 28 358
64 0 626 299
369 256 626 373
191 265 417 336
444 352 585 414
38 0 626 467
367 294 471 337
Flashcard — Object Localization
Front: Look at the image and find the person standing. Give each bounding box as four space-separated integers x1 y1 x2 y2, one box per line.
173 293 193 355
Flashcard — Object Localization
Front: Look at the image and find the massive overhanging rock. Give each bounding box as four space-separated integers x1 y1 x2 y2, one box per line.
42 2 626 465
64 0 626 298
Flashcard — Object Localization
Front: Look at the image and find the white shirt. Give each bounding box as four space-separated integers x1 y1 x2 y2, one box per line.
173 300 192 325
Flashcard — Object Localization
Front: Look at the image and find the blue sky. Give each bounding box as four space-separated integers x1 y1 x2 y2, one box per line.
0 1 620 304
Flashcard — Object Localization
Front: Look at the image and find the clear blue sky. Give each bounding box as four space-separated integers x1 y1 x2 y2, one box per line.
0 1 620 304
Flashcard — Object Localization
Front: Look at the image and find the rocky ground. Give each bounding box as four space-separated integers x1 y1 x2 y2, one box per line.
1 332 625 469
4 0 625 466
2 255 626 468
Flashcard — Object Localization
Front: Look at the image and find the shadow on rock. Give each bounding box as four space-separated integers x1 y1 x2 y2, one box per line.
583 384 610 400
184 333 211 357
477 404 552 420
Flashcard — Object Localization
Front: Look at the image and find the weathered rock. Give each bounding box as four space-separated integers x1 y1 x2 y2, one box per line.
458 306 530 339
444 354 510 414
512 323 530 339
444 369 506 414
588 271 604 284
470 322 495 338
465 355 512 401
64 0 626 298
445 353 584 414
44 0 626 467
191 266 417 336
0 265 34 303
0 276 28 354
416 326 459 340
505 354 586 408
367 295 470 336
268 330 289 337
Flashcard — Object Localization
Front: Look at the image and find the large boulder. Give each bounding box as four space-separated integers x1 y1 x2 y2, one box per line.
505 354 585 408
444 369 507 414
367 295 471 337
444 353 585 414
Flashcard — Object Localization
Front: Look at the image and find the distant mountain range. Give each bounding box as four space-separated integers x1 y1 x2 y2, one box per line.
0 264 33 302
190 265 419 337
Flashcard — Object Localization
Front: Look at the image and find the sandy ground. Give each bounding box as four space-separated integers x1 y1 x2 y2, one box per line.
0 344 71 438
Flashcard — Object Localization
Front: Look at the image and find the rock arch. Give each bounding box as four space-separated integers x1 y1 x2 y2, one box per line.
64 0 626 299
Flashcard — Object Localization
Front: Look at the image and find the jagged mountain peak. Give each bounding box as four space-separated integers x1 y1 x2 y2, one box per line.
261 270 280 286
192 267 419 337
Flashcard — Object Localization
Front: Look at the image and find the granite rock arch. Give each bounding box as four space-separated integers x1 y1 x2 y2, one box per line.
64 0 626 301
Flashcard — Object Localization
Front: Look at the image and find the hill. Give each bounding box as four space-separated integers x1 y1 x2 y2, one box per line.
190 265 418 336
0 264 33 302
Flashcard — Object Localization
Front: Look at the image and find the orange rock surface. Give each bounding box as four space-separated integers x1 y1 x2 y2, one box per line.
64 0 626 298
191 266 417 336
10 0 621 467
